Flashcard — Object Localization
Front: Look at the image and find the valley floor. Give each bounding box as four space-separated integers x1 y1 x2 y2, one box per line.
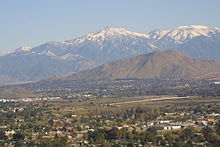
0 96 220 146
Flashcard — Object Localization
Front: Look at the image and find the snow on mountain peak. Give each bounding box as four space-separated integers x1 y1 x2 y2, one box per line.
213 27 220 32
17 46 32 52
95 27 149 38
68 27 149 45
0 50 14 56
0 46 32 56
150 25 220 43
176 25 209 30
61 53 81 60
39 50 56 56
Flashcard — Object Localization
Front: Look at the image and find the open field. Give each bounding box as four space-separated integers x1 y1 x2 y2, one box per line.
41 96 220 115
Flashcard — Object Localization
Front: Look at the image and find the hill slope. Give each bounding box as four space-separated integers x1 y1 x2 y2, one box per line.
65 50 220 81
0 52 97 85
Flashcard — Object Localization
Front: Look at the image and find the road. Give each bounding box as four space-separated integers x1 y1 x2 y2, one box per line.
108 96 189 106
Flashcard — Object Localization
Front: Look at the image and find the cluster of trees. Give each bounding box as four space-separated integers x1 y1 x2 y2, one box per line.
32 79 220 98
38 134 68 147
87 122 220 147
0 131 68 147
88 127 158 146
98 106 161 123
0 131 25 147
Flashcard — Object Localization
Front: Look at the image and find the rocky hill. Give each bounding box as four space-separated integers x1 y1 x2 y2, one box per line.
63 50 220 81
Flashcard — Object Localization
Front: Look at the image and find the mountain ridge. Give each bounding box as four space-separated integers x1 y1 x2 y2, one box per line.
63 50 220 81
2 25 220 60
0 25 220 85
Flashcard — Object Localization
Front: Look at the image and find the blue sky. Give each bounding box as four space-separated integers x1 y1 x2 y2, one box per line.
0 0 220 51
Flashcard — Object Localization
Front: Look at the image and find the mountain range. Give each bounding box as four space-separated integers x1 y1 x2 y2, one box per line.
65 50 220 81
29 50 220 89
0 25 220 85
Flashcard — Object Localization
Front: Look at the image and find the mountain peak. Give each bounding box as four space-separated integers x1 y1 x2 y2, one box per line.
17 46 32 52
66 50 220 81
69 27 149 44
0 50 14 56
150 25 220 43
89 27 150 39
176 25 209 30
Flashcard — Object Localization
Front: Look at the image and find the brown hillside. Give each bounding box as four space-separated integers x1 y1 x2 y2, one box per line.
66 50 220 80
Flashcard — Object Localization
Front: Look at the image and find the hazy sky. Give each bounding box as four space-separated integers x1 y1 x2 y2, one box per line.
0 0 220 51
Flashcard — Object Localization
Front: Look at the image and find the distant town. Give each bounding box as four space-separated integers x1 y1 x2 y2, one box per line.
0 91 220 146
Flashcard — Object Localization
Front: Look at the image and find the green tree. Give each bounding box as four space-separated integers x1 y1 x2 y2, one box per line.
202 126 214 142
59 136 68 147
0 131 7 140
216 120 220 136
13 132 25 141
182 127 194 142
147 127 157 136
48 119 54 126
107 127 122 140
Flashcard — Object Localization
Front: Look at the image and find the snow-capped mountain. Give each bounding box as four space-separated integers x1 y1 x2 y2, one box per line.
63 27 158 62
68 27 150 44
0 25 220 85
0 50 14 56
149 25 220 60
15 27 158 63
17 46 33 52
150 25 220 47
